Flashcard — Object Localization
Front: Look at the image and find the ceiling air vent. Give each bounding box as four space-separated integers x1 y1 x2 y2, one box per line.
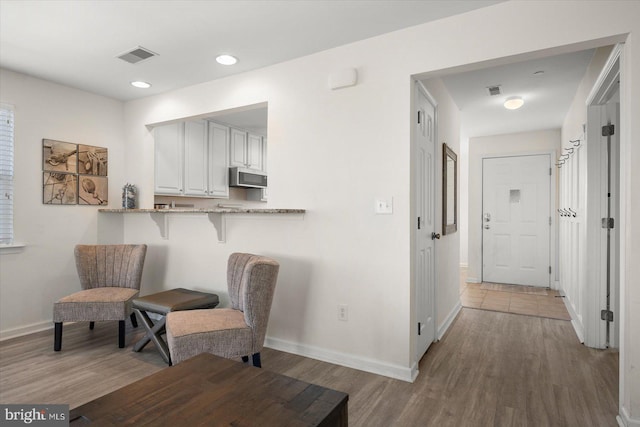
486 85 502 96
117 46 157 64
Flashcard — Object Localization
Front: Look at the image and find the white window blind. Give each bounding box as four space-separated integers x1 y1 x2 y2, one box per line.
0 104 14 244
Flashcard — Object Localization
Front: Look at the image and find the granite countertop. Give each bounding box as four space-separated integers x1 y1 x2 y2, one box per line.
98 208 305 214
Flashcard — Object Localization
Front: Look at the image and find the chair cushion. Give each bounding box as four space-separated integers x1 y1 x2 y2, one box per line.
53 287 139 322
166 309 252 364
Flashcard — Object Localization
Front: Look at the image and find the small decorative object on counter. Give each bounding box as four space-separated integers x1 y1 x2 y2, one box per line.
122 183 137 209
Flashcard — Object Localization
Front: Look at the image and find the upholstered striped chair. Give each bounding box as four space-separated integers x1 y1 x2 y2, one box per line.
53 244 147 351
166 253 279 367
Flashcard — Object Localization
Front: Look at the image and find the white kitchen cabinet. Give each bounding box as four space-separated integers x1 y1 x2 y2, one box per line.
230 128 248 168
230 128 264 171
155 120 230 198
183 120 208 196
247 133 263 171
246 137 268 202
154 122 184 195
208 122 230 198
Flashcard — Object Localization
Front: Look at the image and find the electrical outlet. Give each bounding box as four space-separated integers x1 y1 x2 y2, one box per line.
337 304 348 321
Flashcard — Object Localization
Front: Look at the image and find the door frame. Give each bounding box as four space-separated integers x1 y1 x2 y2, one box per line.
480 151 557 288
411 80 437 376
585 44 623 350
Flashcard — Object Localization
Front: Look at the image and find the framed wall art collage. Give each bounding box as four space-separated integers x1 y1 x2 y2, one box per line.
42 139 108 205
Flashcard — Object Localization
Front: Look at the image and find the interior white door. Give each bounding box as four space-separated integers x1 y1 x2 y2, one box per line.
482 154 551 287
415 83 436 359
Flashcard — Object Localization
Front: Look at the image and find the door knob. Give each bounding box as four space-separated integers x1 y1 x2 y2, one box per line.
431 232 441 240
484 224 490 229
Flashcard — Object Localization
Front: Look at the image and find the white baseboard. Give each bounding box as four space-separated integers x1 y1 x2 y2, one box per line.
264 336 415 383
438 301 462 341
559 290 584 343
0 321 52 341
618 405 640 427
466 277 481 284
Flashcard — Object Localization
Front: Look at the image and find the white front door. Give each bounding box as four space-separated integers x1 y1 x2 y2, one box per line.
482 154 551 287
415 83 436 359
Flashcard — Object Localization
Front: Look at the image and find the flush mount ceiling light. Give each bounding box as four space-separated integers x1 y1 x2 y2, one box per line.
130 81 151 89
216 54 238 65
504 96 524 110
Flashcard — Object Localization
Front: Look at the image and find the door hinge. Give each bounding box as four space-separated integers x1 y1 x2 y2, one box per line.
549 266 552 274
549 216 552 226
418 322 421 335
601 309 614 322
601 218 614 229
417 110 421 124
549 168 552 176
602 124 615 136
418 217 421 230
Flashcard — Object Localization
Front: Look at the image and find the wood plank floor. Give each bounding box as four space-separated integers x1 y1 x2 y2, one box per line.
0 308 618 426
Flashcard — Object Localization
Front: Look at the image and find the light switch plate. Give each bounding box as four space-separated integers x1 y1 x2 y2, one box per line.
375 197 393 214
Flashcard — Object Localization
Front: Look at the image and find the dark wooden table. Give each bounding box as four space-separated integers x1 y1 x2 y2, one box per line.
70 353 348 426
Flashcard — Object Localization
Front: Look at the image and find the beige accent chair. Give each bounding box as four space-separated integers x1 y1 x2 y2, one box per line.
166 253 279 367
53 244 147 351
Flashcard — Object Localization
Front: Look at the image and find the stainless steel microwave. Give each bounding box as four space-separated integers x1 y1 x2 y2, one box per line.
229 167 268 188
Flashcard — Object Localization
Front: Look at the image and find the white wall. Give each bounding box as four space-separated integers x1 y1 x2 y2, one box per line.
467 129 561 283
422 78 462 335
117 50 418 380
0 69 125 338
562 47 613 144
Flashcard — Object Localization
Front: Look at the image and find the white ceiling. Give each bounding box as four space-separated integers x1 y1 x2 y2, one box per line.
436 49 597 138
0 0 501 101
1 0 597 138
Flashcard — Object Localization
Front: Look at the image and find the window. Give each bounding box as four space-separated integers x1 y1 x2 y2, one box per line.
0 104 14 244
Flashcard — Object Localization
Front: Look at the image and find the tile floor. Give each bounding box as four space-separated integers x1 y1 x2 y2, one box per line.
459 269 572 321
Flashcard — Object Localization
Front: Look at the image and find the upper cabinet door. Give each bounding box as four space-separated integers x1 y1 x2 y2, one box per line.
230 128 248 168
208 122 230 198
154 122 184 195
183 121 208 196
247 134 264 171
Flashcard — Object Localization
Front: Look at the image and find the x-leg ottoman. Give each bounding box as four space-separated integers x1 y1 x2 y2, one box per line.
132 288 219 364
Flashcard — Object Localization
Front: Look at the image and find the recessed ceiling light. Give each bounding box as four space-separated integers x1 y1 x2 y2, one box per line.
504 96 524 110
216 54 238 65
131 81 151 89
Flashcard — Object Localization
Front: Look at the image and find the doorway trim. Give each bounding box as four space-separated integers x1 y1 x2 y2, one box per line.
584 43 628 425
479 150 557 289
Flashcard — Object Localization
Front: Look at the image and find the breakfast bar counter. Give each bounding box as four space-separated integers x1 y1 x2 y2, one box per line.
99 207 305 242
